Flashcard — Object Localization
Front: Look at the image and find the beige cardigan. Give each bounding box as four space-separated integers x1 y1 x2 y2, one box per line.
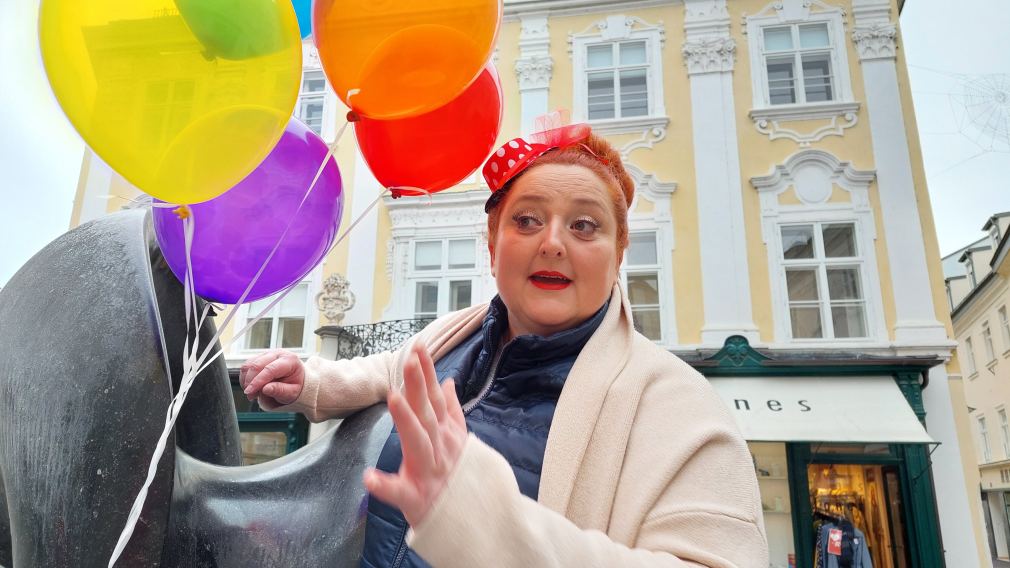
278 285 768 567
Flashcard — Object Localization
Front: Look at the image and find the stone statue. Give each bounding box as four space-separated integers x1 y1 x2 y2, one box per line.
0 210 388 567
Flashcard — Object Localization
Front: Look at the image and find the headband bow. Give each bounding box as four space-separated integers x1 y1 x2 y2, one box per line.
482 112 595 212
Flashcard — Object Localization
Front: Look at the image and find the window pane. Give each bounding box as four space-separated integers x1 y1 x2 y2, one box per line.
822 224 856 257
588 72 616 120
831 305 867 338
302 71 326 93
763 27 793 51
279 283 308 317
786 269 819 301
781 225 815 259
802 53 833 102
827 268 862 301
628 233 658 266
414 241 442 270
241 431 288 465
449 280 472 311
247 318 273 349
299 100 324 135
448 239 476 269
619 41 647 65
799 24 830 48
279 317 305 348
766 57 796 105
632 308 662 340
587 44 613 68
619 69 648 117
415 282 439 317
790 306 823 338
627 273 660 305
248 295 274 315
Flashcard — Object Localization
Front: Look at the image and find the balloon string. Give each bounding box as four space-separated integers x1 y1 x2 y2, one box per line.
109 117 362 565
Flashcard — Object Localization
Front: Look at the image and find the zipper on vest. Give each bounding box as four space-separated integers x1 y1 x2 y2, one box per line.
462 341 509 414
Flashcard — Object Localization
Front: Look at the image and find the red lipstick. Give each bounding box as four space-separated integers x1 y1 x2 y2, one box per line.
529 271 572 290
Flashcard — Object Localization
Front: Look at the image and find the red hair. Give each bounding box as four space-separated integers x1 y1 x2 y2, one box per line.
487 133 634 253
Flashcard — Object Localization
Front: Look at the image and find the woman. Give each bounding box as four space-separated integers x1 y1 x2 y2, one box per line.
240 124 768 567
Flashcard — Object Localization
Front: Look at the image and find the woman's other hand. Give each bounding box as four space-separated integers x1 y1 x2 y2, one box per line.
239 349 306 407
364 340 468 527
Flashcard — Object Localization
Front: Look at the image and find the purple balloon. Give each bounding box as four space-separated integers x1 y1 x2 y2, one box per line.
153 119 343 304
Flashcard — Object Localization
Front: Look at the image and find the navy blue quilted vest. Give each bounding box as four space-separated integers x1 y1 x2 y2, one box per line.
359 297 607 568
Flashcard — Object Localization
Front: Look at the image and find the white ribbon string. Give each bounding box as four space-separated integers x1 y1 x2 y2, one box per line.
109 117 425 565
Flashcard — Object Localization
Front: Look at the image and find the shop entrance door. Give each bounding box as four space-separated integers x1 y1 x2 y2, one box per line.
807 463 912 568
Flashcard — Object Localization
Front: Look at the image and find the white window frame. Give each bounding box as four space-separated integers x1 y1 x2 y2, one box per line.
983 322 997 364
570 15 668 135
407 238 481 319
624 163 678 347
620 230 669 344
998 407 1010 460
980 416 993 463
745 2 854 115
777 221 869 341
965 256 978 288
752 150 885 347
229 266 323 360
964 336 978 377
384 190 496 321
298 43 339 143
999 306 1010 355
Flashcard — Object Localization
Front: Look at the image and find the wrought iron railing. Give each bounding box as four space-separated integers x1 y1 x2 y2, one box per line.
342 317 434 356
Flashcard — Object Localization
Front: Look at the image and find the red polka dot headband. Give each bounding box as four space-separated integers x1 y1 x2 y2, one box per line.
481 122 597 212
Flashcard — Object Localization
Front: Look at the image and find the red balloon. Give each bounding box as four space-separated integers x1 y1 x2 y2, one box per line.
354 64 503 195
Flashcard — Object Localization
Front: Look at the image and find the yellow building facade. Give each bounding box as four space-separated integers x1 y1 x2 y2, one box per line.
71 0 986 566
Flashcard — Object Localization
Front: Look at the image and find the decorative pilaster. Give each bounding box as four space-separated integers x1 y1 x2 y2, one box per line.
515 15 552 134
851 0 947 346
683 0 758 345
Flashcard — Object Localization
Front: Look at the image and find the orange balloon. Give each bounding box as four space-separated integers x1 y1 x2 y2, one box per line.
313 0 501 119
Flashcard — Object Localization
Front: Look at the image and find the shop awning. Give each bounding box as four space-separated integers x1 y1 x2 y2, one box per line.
707 376 936 444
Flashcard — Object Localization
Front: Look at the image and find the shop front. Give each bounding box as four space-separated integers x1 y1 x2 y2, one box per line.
689 337 944 568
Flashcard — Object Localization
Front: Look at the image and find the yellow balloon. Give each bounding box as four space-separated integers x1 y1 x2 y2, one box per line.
39 0 302 204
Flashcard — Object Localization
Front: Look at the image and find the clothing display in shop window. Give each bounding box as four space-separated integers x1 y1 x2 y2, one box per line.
815 518 873 568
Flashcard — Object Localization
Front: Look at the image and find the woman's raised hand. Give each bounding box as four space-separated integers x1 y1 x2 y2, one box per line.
239 349 306 407
364 340 468 527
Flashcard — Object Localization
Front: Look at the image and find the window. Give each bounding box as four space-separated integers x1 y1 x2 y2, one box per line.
966 257 977 288
760 23 835 106
780 222 867 340
409 238 478 319
980 416 992 463
622 232 663 341
964 337 978 376
246 283 310 350
999 307 1010 353
570 15 666 130
983 323 997 363
296 70 327 135
999 409 1010 459
585 41 649 120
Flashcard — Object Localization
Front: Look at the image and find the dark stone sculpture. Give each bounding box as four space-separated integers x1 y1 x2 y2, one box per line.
0 210 389 567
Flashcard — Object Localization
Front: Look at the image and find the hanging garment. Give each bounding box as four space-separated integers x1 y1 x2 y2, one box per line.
818 522 874 568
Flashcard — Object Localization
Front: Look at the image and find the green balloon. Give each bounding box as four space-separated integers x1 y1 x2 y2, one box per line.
175 0 296 61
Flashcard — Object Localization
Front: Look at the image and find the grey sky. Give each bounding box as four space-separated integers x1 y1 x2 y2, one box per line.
2 0 1008 286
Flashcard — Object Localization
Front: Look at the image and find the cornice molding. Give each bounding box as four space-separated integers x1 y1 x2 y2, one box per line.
749 102 860 146
751 148 876 199
504 0 673 20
